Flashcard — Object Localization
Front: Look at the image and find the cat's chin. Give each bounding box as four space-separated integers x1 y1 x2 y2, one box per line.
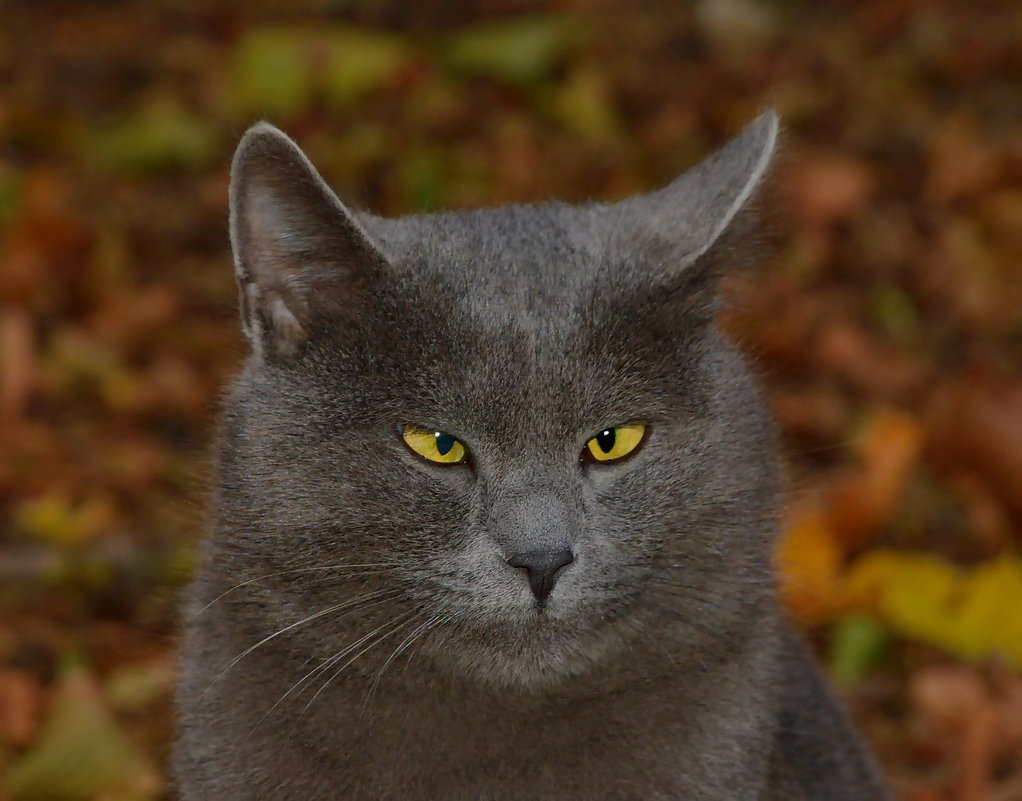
422 611 625 692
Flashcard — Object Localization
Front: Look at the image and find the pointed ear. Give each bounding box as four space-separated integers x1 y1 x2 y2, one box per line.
615 109 779 277
229 122 389 360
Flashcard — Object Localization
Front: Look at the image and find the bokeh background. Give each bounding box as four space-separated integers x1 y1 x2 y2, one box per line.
2 1 1022 798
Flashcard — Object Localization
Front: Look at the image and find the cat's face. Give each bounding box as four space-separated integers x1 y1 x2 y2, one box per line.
217 114 781 690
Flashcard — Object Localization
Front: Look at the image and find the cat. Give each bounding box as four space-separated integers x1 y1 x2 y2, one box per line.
173 111 892 800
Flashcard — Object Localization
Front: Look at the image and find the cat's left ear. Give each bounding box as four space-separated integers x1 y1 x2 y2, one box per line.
613 109 779 279
229 123 389 361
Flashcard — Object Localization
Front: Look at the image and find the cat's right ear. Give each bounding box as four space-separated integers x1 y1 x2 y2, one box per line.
610 110 779 287
229 123 389 361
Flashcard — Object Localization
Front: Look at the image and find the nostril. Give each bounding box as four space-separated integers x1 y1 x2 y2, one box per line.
506 549 575 603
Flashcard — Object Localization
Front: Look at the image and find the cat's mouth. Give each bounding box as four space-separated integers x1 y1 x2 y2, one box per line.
418 605 620 691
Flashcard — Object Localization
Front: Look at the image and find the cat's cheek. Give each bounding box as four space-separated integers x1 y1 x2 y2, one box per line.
578 453 652 502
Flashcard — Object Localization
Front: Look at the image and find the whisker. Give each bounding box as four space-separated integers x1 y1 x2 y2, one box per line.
255 658 331 732
297 612 416 722
205 589 403 697
192 563 402 618
361 614 445 717
252 610 412 735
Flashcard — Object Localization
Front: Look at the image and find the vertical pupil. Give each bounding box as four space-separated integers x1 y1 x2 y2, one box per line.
434 433 456 456
596 428 616 454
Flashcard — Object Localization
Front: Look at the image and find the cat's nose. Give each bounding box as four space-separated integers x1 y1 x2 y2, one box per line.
506 549 574 603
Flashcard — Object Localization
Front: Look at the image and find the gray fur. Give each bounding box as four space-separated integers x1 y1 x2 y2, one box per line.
174 112 891 800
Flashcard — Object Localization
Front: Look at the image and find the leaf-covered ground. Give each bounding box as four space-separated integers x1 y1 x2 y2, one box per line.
1 1 1021 799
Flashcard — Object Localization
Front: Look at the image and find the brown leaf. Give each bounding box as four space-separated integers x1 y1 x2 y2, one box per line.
957 702 996 801
0 170 92 307
814 319 928 401
911 666 985 730
928 376 1022 524
770 386 851 445
0 670 42 747
828 409 925 547
787 151 876 228
926 115 1001 205
0 307 37 419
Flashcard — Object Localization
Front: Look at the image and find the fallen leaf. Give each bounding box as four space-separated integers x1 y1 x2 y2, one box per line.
14 493 117 549
0 670 42 747
4 666 160 801
926 114 1000 204
226 28 315 119
815 319 927 400
322 29 411 109
928 376 1022 524
787 151 876 228
949 558 1022 665
441 16 576 86
105 659 175 714
85 97 217 174
845 551 1022 668
828 614 893 688
828 408 925 547
778 507 843 623
0 307 37 419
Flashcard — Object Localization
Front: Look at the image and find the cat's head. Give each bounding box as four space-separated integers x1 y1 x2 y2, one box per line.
216 113 781 691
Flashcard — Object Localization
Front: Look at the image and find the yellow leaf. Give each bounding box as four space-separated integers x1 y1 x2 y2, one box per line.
842 549 1022 669
947 557 1022 664
879 554 960 646
14 493 115 548
842 550 906 613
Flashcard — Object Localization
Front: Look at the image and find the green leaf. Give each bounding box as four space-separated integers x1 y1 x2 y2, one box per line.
441 16 577 86
5 667 160 801
226 29 315 119
542 66 619 139
868 288 919 342
828 614 892 687
323 30 410 109
399 146 447 211
105 661 174 713
86 98 216 174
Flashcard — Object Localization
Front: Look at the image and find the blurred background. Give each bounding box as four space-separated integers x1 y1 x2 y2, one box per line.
1 0 1021 798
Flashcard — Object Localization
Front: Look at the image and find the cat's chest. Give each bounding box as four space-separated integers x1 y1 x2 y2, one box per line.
312 685 757 801
344 716 686 801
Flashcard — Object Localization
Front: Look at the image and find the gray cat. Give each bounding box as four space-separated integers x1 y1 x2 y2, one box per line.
174 111 892 800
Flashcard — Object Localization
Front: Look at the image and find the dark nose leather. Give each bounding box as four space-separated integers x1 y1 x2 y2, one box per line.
507 549 574 603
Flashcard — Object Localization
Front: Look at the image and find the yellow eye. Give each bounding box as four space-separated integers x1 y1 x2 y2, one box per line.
401 425 468 464
584 424 646 463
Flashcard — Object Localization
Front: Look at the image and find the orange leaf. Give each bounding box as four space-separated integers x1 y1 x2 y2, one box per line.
778 507 843 623
829 408 925 547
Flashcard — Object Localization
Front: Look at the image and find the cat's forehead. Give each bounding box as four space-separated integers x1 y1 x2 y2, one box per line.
360 202 608 315
336 204 699 441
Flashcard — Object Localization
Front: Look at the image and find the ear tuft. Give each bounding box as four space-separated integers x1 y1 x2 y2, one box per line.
229 122 388 360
